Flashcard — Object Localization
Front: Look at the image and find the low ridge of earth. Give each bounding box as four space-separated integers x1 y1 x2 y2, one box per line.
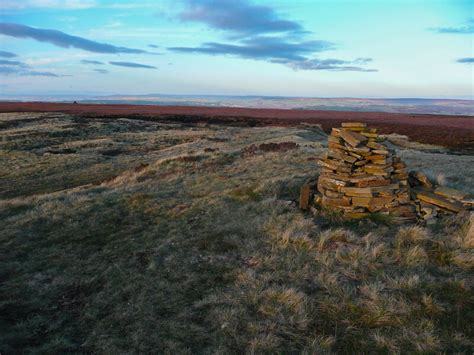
1 111 473 353
0 102 473 151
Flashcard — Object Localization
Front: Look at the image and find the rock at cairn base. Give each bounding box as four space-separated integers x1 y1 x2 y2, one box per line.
315 122 417 221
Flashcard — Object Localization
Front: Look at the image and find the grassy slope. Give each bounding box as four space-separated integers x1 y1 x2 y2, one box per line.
1 113 473 353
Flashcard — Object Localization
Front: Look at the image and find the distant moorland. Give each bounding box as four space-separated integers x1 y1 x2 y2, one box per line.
1 95 472 116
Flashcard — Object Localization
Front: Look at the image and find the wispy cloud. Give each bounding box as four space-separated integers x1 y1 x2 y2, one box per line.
172 0 376 73
0 59 26 67
274 58 377 72
25 54 87 66
81 59 104 65
457 57 474 64
170 37 334 61
0 57 68 76
109 61 157 69
0 22 151 54
0 50 17 58
430 19 474 34
0 66 63 77
354 57 373 65
93 68 109 74
0 0 97 10
179 0 304 38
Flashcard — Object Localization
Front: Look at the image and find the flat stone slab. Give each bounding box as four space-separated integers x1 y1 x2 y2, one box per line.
434 187 470 201
341 122 367 128
415 190 465 213
340 129 368 147
299 184 311 210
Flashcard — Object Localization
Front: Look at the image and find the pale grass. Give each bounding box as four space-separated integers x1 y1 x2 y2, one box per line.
1 112 473 353
396 225 430 246
452 252 474 269
403 245 429 265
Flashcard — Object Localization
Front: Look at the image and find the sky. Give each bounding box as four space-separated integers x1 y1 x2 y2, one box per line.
0 0 473 98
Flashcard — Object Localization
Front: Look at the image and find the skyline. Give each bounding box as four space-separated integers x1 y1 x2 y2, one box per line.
0 0 473 99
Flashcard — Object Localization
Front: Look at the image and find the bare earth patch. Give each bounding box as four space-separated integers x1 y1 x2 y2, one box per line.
1 112 473 353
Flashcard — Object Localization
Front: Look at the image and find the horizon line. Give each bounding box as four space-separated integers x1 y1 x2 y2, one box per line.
0 93 473 101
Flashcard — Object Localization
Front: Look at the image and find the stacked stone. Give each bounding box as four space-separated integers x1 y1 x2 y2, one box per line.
316 122 417 220
409 172 471 221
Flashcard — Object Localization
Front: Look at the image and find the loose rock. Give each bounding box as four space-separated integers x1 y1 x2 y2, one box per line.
300 122 472 222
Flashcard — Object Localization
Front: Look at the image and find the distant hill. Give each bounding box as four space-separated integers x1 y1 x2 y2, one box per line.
1 94 472 115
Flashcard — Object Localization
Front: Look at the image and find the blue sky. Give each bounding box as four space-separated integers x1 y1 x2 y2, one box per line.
0 0 472 98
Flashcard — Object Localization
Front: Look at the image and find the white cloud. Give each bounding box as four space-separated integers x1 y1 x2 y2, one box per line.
24 52 91 66
103 21 124 29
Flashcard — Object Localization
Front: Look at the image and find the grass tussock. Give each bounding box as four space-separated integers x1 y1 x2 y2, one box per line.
1 113 473 353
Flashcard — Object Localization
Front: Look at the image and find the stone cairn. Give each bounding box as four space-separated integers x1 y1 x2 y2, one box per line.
299 122 473 222
314 122 416 221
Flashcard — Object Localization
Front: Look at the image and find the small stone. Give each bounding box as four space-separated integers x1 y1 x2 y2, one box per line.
299 184 311 210
409 171 433 189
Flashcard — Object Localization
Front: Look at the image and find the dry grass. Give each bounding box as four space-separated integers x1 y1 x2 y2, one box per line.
0 112 473 353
